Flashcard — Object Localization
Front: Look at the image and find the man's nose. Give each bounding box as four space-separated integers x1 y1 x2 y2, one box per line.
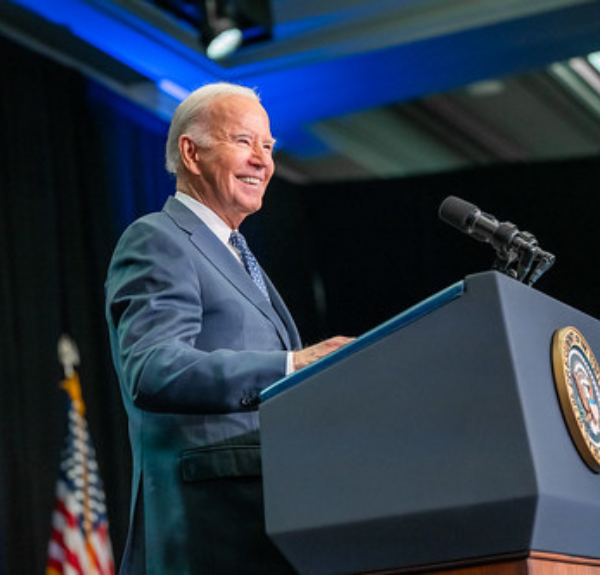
250 144 272 165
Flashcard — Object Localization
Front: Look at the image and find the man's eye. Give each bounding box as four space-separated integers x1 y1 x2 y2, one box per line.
237 137 252 146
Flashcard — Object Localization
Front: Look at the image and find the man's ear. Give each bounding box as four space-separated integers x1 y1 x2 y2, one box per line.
179 135 202 175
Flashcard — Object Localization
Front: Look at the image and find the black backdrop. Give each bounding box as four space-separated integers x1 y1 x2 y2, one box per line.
2 32 600 574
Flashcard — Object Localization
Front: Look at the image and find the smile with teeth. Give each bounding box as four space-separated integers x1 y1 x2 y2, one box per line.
238 176 261 185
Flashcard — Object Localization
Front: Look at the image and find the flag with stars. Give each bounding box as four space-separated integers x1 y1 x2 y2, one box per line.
46 371 115 575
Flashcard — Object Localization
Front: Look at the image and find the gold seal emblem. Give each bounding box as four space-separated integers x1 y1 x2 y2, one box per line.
552 327 600 472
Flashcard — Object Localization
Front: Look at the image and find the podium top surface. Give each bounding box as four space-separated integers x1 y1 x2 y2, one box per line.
260 278 465 402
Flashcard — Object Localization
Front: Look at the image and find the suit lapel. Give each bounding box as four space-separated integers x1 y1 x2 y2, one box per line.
164 197 296 350
263 274 302 350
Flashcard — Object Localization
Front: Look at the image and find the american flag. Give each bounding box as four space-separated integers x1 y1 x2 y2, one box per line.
46 372 115 575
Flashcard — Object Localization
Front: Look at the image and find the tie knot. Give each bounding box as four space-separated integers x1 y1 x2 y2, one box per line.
229 230 248 252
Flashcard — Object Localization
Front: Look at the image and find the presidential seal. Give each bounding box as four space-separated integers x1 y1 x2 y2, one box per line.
552 326 600 472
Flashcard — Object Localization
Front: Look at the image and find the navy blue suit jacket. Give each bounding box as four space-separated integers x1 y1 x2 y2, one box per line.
106 197 301 573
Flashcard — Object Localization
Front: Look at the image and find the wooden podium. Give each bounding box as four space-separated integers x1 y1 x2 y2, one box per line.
259 272 600 575
370 552 600 574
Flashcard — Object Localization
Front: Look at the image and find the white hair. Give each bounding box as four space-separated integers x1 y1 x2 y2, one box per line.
165 82 261 175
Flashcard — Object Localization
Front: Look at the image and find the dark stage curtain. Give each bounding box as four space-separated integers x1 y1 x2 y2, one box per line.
0 34 172 572
3 27 600 575
301 161 600 339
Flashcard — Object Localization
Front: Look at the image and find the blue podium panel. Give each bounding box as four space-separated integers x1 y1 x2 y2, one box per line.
259 272 600 575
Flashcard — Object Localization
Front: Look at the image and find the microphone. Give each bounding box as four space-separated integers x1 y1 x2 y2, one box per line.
438 196 555 286
439 195 523 250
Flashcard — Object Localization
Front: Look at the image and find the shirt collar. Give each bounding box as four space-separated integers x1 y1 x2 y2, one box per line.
174 191 233 247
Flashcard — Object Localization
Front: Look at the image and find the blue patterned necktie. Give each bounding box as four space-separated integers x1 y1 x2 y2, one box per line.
229 230 271 302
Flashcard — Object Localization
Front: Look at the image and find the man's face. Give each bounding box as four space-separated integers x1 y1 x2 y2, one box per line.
188 94 275 229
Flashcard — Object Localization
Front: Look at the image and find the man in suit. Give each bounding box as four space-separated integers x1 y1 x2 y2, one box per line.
105 82 351 574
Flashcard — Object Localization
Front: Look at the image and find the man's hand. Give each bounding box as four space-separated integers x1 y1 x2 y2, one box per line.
293 336 355 371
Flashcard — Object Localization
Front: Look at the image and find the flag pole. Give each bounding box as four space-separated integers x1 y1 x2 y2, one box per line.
47 336 114 575
56 336 96 569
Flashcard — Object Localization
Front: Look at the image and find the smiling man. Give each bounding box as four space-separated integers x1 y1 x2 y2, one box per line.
105 83 351 574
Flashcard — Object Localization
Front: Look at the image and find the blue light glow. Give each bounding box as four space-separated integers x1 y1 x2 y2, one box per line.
9 0 600 157
10 0 221 90
158 79 191 102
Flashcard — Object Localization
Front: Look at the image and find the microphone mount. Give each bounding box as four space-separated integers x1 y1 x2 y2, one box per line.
439 196 555 286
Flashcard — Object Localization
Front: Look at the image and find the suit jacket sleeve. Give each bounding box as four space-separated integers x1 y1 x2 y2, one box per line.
105 214 290 415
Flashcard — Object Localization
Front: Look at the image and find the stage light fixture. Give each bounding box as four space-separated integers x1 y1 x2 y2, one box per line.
200 0 272 61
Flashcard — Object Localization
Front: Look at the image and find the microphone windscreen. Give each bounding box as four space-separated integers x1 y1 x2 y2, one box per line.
438 196 477 231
